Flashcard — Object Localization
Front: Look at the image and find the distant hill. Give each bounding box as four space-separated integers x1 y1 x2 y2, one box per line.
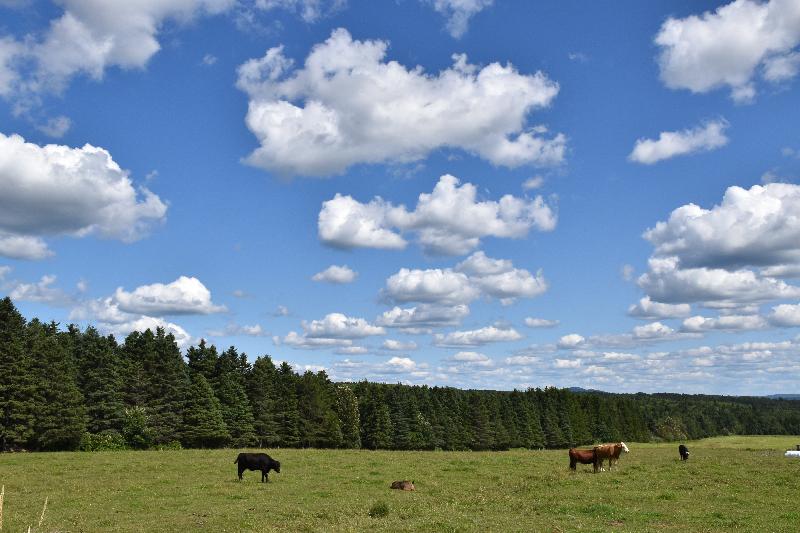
766 394 800 400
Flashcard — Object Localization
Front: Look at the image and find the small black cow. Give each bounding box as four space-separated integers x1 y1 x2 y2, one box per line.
678 444 690 461
235 452 281 482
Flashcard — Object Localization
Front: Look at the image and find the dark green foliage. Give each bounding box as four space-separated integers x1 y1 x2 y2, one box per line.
247 355 281 447
182 373 230 448
3 298 800 451
0 297 35 451
29 320 86 450
73 326 126 434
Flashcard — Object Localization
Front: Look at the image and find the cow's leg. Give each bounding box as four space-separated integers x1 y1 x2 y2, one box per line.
262 469 268 483
238 466 244 480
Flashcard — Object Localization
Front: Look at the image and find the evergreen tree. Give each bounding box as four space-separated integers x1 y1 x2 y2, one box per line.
186 339 218 381
215 373 256 447
275 362 301 447
182 373 230 448
247 355 281 447
0 297 35 451
29 320 86 450
297 370 341 448
74 326 126 434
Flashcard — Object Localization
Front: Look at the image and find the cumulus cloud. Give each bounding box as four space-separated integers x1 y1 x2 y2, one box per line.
655 0 800 103
303 312 385 339
524 317 559 328
629 119 729 164
311 264 358 284
425 0 493 38
382 252 547 308
637 183 800 308
208 323 267 337
376 304 470 331
768 303 800 327
504 355 539 366
628 296 691 319
554 358 580 369
319 175 556 255
382 339 418 351
0 133 167 259
8 274 72 305
557 333 585 349
681 314 767 332
276 330 353 350
449 350 493 366
69 296 193 348
112 276 226 316
522 176 545 190
237 29 564 177
434 325 522 347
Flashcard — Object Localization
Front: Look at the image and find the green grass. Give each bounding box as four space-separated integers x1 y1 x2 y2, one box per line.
1 436 799 532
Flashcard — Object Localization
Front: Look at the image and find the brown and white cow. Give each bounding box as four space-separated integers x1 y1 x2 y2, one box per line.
593 442 629 471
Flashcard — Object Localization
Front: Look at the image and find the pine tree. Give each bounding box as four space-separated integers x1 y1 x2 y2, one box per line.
247 355 281 448
275 362 301 447
297 371 341 448
186 339 218 381
74 326 126 434
29 320 86 450
182 373 230 448
215 373 256 447
0 297 35 451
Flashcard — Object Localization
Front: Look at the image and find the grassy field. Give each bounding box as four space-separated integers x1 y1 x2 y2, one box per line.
1 436 799 532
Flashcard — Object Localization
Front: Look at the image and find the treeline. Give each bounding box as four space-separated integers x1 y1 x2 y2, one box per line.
2 297 800 452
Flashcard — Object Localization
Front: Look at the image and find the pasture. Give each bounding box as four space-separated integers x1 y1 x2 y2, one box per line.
1 436 798 532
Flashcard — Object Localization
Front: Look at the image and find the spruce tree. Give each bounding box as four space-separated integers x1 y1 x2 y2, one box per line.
182 373 230 448
29 320 86 450
215 373 256 447
0 298 35 451
275 362 301 447
74 326 126 434
247 355 281 448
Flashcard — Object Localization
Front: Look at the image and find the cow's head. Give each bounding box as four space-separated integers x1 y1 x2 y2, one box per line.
620 442 630 453
273 460 281 473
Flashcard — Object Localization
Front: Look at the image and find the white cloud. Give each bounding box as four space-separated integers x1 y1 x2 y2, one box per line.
557 333 585 349
273 305 290 316
426 0 493 38
504 355 539 366
629 119 729 164
655 0 800 103
319 175 556 255
255 0 345 23
335 345 370 355
202 53 218 66
524 317 559 328
434 325 522 347
768 303 800 326
0 234 52 260
644 183 800 272
8 274 71 305
275 331 353 350
312 264 358 284
0 133 167 259
382 252 547 307
112 276 226 316
376 304 470 330
208 323 267 337
34 116 71 138
382 339 418 351
681 314 767 332
554 358 580 369
107 316 193 349
303 312 385 339
384 356 422 373
450 350 493 366
383 267 479 306
237 29 564 177
628 296 691 319
522 176 545 190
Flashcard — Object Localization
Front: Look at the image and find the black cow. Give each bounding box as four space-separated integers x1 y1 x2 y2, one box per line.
678 444 689 461
235 452 281 482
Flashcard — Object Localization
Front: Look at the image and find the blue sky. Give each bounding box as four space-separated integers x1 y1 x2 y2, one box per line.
2 0 800 395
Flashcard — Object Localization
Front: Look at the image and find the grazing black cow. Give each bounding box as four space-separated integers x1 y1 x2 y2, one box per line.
678 444 689 461
235 452 281 482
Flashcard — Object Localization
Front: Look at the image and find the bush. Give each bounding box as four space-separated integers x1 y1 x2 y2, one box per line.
123 406 154 450
79 431 128 451
368 501 390 518
155 440 183 451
